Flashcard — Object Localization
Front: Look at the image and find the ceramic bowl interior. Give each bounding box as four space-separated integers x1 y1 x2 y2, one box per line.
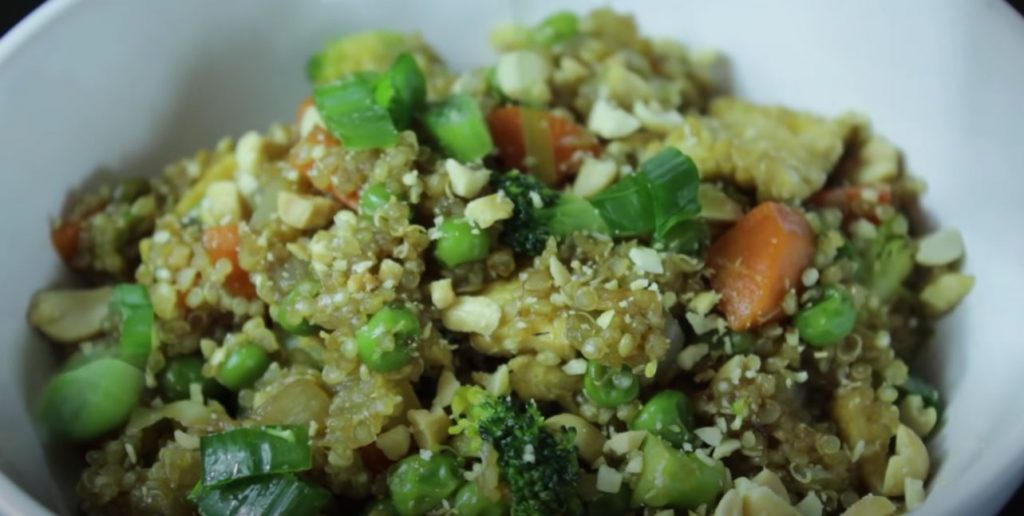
0 1 1022 514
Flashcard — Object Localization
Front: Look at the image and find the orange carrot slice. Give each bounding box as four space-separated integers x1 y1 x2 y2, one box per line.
707 202 816 331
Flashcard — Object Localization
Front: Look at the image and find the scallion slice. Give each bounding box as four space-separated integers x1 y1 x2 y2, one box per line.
424 94 494 162
191 474 330 516
375 52 426 131
531 11 580 46
589 173 656 237
200 425 313 486
315 77 399 150
546 194 608 237
642 148 701 242
112 283 154 368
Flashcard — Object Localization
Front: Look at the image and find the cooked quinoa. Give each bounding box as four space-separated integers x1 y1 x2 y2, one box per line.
30 9 973 516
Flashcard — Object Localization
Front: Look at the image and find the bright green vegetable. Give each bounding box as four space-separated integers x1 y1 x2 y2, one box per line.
795 286 857 346
39 357 143 442
491 171 606 256
314 77 400 150
590 148 702 248
357 305 420 372
112 283 155 368
364 500 400 516
632 435 727 510
424 94 494 162
630 390 696 448
449 388 582 515
158 355 221 402
387 452 463 516
308 30 417 84
452 482 509 516
375 53 426 130
870 237 915 301
434 218 491 268
360 183 396 215
587 486 632 516
190 474 330 516
271 280 321 336
583 362 639 408
200 425 313 486
900 375 942 412
216 343 271 391
531 11 579 46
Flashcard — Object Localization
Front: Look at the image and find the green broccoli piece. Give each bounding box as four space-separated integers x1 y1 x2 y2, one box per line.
449 387 582 516
491 172 606 257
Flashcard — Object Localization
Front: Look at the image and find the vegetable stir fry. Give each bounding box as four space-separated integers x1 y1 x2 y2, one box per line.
30 9 973 516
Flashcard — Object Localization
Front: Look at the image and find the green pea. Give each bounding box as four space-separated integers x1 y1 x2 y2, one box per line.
158 355 221 401
434 218 490 268
272 280 321 336
357 305 420 373
583 362 640 408
795 286 857 346
216 343 271 391
361 183 395 215
388 452 463 516
452 482 508 516
39 357 143 442
725 331 755 354
587 486 632 516
630 390 696 448
633 435 726 510
363 499 399 516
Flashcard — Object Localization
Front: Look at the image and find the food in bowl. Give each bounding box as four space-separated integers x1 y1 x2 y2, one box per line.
28 8 974 516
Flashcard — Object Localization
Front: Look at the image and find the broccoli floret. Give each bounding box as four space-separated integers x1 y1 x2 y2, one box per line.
491 172 560 256
491 172 606 257
449 387 582 516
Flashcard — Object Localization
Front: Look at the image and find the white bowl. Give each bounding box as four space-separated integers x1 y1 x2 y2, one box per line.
1 0 1022 514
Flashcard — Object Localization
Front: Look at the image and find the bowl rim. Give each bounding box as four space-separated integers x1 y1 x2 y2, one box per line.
2 1 1024 515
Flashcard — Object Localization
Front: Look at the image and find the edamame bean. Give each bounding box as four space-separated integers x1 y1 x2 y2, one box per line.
633 435 726 510
387 452 463 516
583 362 640 408
630 390 696 448
39 357 144 442
795 286 857 346
357 305 419 372
216 343 271 390
272 280 321 336
434 218 490 268
452 482 508 516
159 355 221 401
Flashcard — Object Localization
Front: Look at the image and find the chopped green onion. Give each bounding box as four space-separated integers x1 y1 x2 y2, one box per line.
112 283 155 368
39 357 143 442
531 11 580 46
200 425 313 486
315 77 399 150
590 148 702 251
589 173 656 237
643 148 701 243
424 94 494 162
869 237 915 301
306 53 324 83
544 195 608 237
655 219 709 255
191 474 330 516
375 53 426 130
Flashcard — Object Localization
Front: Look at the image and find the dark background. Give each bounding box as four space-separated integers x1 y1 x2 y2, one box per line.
2 0 1023 514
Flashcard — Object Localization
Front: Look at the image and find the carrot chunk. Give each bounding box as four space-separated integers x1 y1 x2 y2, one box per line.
202 224 256 299
487 106 600 185
707 202 816 330
51 220 82 264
